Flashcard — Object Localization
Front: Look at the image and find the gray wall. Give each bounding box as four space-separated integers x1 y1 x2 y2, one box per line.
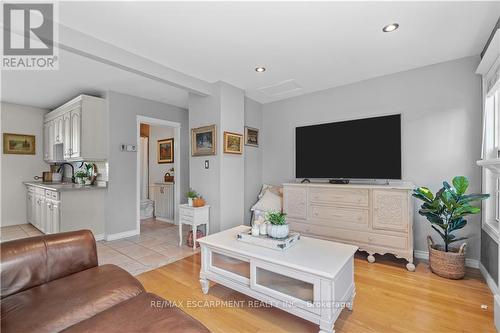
1 103 48 226
244 97 263 224
262 56 483 260
481 230 498 283
188 82 246 233
106 91 189 235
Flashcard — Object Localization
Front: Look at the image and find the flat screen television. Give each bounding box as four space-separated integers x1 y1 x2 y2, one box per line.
295 114 401 180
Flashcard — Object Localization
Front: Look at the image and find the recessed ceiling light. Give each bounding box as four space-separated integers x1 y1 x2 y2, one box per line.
382 23 399 33
255 66 266 73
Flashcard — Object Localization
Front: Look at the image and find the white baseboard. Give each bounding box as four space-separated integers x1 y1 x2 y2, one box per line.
105 229 139 241
94 233 105 241
479 262 499 295
414 250 480 268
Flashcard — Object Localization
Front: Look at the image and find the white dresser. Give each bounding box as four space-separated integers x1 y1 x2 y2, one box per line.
283 182 415 271
179 204 210 250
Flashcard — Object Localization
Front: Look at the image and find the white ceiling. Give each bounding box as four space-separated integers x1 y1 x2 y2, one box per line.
2 1 499 109
56 1 499 103
1 48 189 110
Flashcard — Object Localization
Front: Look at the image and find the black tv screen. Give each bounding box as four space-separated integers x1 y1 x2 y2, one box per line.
295 114 401 179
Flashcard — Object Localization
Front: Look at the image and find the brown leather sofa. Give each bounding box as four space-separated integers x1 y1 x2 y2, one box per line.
0 230 210 333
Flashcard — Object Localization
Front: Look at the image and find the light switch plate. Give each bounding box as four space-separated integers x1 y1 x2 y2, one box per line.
120 144 137 152
205 160 209 169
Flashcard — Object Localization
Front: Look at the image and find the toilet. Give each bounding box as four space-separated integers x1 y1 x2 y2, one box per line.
140 199 154 219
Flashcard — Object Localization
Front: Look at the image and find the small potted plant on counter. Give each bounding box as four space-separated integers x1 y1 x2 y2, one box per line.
74 170 87 185
266 211 289 239
413 176 489 279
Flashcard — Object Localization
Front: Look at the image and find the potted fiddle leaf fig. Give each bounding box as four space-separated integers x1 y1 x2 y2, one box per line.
413 176 489 279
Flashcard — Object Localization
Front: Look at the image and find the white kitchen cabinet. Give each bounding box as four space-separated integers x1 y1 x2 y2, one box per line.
70 108 81 159
63 112 71 159
43 95 107 162
44 120 55 161
25 183 105 238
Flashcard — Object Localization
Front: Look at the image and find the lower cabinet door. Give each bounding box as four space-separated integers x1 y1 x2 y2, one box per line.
51 201 60 233
251 261 321 315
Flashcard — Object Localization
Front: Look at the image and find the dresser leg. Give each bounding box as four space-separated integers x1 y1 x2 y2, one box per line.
347 287 355 311
318 324 335 333
367 253 375 263
200 278 209 294
178 223 182 246
406 258 415 272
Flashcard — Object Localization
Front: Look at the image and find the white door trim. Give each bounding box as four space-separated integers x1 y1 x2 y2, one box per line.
136 115 181 234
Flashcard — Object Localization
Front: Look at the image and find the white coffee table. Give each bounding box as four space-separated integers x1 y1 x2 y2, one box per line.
198 225 358 333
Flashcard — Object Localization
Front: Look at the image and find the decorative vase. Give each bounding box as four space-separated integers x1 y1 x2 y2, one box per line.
259 222 268 236
267 224 289 239
427 236 466 279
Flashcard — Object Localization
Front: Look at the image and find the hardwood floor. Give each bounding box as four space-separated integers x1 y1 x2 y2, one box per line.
137 252 495 333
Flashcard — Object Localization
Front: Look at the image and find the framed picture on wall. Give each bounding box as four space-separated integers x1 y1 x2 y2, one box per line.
3 133 35 155
191 125 216 156
244 126 259 147
157 138 174 163
223 131 243 154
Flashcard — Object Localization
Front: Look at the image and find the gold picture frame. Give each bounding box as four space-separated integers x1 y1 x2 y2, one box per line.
157 138 174 164
3 133 35 155
223 131 243 154
191 125 216 156
244 126 259 147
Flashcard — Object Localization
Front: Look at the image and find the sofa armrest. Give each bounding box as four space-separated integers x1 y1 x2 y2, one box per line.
1 230 98 298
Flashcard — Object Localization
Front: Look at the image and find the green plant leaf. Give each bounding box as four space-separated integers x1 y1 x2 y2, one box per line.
453 205 481 218
412 187 434 203
448 218 467 232
458 194 490 204
440 190 455 210
452 176 469 195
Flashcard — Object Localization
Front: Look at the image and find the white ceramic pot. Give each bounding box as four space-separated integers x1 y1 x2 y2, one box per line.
251 225 260 236
267 224 289 239
188 198 193 207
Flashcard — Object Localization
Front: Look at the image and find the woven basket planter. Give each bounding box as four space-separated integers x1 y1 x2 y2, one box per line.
427 236 466 279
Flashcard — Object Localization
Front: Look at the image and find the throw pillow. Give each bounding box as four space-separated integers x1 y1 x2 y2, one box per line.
251 190 282 212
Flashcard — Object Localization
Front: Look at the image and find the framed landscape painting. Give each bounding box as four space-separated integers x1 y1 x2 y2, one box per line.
3 133 35 155
245 126 259 147
158 138 174 163
223 131 243 154
192 125 216 156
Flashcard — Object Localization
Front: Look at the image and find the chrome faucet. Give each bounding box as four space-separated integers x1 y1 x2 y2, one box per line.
57 163 75 183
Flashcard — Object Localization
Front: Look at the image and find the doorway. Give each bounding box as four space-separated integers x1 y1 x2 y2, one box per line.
136 116 181 235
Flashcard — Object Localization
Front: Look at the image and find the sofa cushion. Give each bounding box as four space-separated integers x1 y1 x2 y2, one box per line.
63 292 210 333
1 264 144 333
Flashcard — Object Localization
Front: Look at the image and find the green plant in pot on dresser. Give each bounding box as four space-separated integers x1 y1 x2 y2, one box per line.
413 176 489 279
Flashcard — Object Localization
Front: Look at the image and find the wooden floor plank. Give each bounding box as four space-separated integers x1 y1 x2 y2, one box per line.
137 253 495 333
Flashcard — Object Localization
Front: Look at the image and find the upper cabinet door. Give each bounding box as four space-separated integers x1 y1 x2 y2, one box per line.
372 189 409 233
70 109 81 159
43 122 50 161
45 120 55 161
63 113 72 159
283 186 307 219
54 116 63 143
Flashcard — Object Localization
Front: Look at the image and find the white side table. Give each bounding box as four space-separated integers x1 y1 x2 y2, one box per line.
178 204 210 250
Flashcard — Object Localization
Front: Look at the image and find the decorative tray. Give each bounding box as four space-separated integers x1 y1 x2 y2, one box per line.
237 231 300 251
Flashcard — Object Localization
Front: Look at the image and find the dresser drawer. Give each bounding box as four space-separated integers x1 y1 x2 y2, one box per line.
289 222 407 250
308 205 369 230
308 188 369 207
179 208 194 217
366 233 408 250
180 213 193 222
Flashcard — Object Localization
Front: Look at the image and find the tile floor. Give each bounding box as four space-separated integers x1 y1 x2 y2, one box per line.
1 219 198 276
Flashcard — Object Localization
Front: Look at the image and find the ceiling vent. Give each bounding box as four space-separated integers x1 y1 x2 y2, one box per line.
258 79 302 97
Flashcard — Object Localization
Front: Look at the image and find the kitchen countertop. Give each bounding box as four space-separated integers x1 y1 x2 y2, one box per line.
24 181 107 192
